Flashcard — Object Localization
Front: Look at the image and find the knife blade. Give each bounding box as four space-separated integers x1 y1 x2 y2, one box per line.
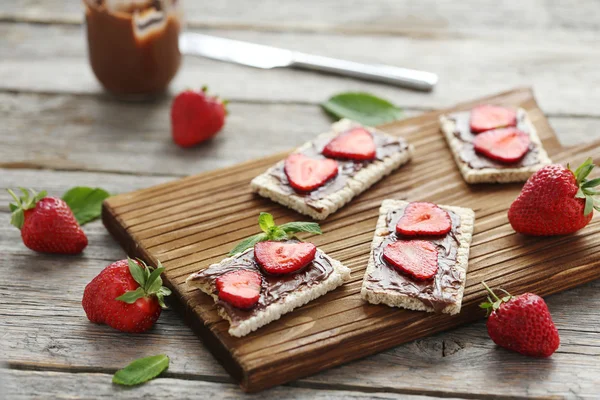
179 33 438 91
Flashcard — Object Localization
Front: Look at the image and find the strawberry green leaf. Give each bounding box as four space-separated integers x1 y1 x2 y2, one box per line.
229 233 268 256
10 209 24 230
127 258 147 287
116 287 146 304
146 268 166 294
280 221 322 235
258 212 275 233
584 195 594 216
7 188 47 229
112 354 169 386
322 92 403 126
583 177 600 189
62 186 110 225
156 293 167 309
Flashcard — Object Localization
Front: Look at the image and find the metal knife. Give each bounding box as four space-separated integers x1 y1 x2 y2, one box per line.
179 33 438 92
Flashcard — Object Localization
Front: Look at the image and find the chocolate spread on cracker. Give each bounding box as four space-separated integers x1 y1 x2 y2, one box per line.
449 111 540 169
189 242 334 324
365 204 463 312
269 130 409 211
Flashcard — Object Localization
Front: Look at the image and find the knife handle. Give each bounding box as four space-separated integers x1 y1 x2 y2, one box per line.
290 52 438 92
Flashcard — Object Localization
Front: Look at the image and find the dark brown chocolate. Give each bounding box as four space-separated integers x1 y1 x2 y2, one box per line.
449 111 540 169
365 205 462 312
269 129 408 211
190 243 334 325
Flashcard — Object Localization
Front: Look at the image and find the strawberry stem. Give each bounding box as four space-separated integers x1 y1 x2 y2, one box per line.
481 281 500 302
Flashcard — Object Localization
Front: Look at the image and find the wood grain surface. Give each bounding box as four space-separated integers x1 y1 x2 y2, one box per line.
3 1 600 397
102 88 600 392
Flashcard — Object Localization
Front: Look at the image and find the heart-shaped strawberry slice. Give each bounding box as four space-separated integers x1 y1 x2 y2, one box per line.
322 127 376 161
470 105 517 133
396 202 452 236
383 240 438 280
473 127 531 163
284 153 338 192
216 269 262 309
254 241 317 275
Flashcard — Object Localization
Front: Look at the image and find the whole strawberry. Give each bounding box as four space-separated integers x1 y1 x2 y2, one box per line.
508 158 600 235
8 188 88 254
171 86 227 148
83 258 171 333
480 282 559 357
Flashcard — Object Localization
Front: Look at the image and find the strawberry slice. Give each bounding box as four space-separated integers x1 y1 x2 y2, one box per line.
470 105 517 133
473 127 531 163
284 154 338 192
396 202 452 236
216 269 262 309
254 241 317 275
322 128 376 161
383 240 438 281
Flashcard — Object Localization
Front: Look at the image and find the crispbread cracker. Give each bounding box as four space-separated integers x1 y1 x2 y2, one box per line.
440 108 551 183
186 248 351 337
251 119 414 220
361 199 475 315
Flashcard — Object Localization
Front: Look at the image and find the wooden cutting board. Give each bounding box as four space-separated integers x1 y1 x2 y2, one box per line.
102 87 600 392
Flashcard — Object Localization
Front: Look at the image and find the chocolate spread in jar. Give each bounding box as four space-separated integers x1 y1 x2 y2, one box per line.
84 0 182 96
268 129 409 211
365 205 463 311
449 110 540 169
188 242 334 325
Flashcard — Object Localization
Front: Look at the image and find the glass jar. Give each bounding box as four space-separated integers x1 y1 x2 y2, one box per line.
83 0 182 97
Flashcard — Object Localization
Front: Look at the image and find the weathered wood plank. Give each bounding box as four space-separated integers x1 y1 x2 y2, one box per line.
1 93 597 177
0 250 598 398
1 369 461 400
2 23 600 116
98 89 600 394
0 93 341 175
1 168 599 398
2 0 600 36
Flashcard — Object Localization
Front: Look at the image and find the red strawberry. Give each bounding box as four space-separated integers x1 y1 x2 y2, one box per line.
171 86 227 148
473 127 531 163
82 258 171 333
322 127 376 161
8 188 87 254
216 269 262 309
396 202 452 236
383 240 438 280
470 105 517 133
254 241 317 274
508 159 600 235
480 282 560 357
284 153 338 192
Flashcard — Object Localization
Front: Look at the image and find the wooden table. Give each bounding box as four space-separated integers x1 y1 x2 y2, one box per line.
1 2 599 398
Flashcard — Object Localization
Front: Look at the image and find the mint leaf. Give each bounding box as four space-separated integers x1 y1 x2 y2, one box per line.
269 227 288 241
115 287 146 304
228 233 268 256
280 221 322 235
62 186 110 225
112 354 169 386
258 212 275 233
322 92 403 126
